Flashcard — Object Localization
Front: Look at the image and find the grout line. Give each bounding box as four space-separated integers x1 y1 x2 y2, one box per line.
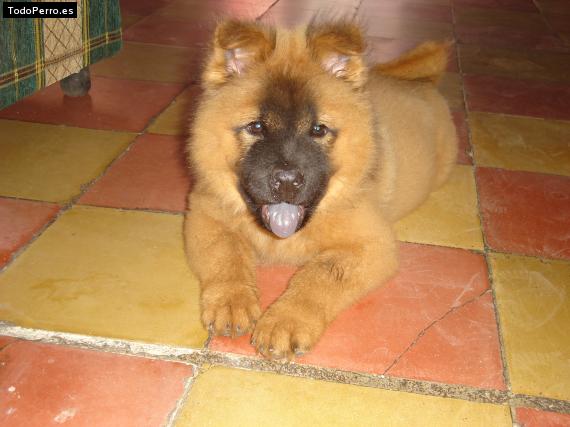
163 372 197 427
257 0 282 20
0 78 192 272
450 1 517 418
2 322 569 415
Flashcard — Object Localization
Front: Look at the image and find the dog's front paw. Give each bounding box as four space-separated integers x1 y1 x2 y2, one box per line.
252 302 326 360
201 284 261 337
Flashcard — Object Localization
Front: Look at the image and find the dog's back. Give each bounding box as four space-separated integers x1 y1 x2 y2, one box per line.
368 42 458 222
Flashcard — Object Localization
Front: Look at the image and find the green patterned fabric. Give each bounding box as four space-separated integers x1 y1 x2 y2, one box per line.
0 0 122 110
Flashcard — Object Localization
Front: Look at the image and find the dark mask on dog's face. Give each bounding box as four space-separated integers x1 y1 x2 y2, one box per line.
237 75 334 238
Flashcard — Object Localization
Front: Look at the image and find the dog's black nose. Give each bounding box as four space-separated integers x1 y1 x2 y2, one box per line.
270 165 304 201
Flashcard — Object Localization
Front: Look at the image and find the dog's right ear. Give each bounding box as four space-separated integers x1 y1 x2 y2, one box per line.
202 20 276 89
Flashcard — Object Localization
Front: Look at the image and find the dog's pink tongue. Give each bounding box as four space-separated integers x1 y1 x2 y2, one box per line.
266 203 302 238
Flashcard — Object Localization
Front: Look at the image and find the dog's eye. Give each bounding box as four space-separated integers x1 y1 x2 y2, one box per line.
246 121 265 135
310 124 328 138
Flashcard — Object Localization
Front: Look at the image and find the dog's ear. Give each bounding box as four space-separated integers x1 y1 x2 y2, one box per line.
202 20 276 89
306 20 367 87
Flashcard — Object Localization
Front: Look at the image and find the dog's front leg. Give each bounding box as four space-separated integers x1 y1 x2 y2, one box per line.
184 206 260 338
252 213 398 360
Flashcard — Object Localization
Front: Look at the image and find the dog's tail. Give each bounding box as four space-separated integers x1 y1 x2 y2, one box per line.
371 41 451 84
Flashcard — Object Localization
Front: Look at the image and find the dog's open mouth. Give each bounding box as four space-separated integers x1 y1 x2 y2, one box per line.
261 203 306 238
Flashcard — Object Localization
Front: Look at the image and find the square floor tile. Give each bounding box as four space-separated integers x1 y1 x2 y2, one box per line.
0 206 207 347
470 112 570 177
154 0 267 21
212 243 504 389
359 2 452 22
0 120 134 203
0 198 59 268
516 407 570 426
368 38 459 73
79 134 191 212
0 340 192 427
365 19 454 40
120 0 174 16
456 26 565 51
454 6 548 30
147 85 201 136
176 367 511 426
477 167 570 260
491 253 570 400
91 42 200 84
124 15 212 47
453 0 538 12
464 75 570 121
395 165 484 250
0 77 185 132
459 45 570 83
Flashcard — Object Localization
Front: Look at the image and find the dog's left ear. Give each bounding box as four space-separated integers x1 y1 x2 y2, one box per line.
306 20 367 87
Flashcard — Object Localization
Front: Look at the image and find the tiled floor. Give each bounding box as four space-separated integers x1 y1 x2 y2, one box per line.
1 0 569 425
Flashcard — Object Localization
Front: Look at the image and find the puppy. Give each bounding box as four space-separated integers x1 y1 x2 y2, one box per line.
184 19 457 359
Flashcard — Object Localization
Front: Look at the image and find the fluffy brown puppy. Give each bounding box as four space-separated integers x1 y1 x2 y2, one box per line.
184 19 457 359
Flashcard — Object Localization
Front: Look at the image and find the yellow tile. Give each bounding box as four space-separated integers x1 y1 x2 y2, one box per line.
395 165 484 250
490 253 570 401
438 72 465 111
470 112 570 177
147 86 201 136
177 367 511 426
0 206 207 348
459 45 570 83
91 42 197 83
0 120 133 203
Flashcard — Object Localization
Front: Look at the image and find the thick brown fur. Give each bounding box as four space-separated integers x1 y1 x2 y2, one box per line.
184 19 457 360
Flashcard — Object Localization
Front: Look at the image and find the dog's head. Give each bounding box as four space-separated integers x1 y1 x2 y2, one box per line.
190 19 377 237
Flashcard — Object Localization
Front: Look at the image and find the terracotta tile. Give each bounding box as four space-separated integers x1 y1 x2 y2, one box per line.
0 340 192 427
154 0 267 21
120 0 174 16
464 75 570 121
491 253 570 400
470 112 570 177
260 7 323 27
79 134 191 212
368 37 459 72
212 244 504 389
0 336 17 348
0 120 133 203
388 293 504 388
455 6 548 31
359 2 452 22
453 111 473 165
516 407 570 426
460 45 570 83
122 14 144 30
91 42 200 84
535 0 570 15
456 26 566 51
177 367 511 426
365 19 454 40
453 0 538 12
147 85 201 136
0 77 185 132
477 167 570 260
438 72 465 112
124 15 212 47
0 206 207 347
543 13 570 32
0 198 59 268
395 165 484 250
